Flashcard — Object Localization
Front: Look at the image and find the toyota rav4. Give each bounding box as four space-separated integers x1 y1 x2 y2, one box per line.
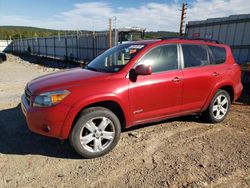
21 38 243 158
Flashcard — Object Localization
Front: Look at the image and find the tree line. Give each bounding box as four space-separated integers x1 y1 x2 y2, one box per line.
0 26 178 40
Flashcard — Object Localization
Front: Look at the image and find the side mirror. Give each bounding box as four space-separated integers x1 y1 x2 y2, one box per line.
134 64 152 75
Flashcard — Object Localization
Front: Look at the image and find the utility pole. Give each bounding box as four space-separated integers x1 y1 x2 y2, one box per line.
113 16 117 46
109 18 112 48
179 3 187 36
58 31 61 41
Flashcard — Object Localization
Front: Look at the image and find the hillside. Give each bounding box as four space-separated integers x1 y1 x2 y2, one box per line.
0 26 178 40
0 26 89 40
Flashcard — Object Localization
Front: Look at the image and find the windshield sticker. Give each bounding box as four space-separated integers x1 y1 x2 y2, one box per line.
129 49 137 54
129 45 144 49
124 48 130 53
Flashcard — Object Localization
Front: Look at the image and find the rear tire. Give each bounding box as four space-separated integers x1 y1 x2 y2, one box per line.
69 107 121 158
204 89 231 123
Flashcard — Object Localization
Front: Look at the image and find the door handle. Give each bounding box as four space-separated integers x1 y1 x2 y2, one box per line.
172 77 181 82
211 72 220 76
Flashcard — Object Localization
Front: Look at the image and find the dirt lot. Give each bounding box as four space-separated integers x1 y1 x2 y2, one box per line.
0 54 250 188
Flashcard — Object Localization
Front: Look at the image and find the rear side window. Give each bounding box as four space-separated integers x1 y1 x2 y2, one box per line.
209 46 226 64
182 44 210 68
138 44 178 73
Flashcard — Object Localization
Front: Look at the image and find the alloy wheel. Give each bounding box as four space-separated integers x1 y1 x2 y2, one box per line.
212 94 229 120
79 116 115 153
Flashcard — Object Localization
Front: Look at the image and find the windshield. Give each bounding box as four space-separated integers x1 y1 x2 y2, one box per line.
85 44 146 73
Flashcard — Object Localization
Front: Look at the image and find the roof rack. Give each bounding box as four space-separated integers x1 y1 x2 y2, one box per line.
158 36 220 44
157 36 177 40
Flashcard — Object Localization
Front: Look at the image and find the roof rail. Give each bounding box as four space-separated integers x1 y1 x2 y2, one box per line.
157 36 178 40
158 36 220 44
190 38 220 44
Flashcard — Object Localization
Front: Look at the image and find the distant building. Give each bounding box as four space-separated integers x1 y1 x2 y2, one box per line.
0 40 12 52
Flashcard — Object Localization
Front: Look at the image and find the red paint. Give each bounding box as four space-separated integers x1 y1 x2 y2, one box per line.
21 39 243 140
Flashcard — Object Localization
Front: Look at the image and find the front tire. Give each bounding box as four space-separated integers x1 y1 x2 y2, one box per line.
69 107 121 158
205 89 231 123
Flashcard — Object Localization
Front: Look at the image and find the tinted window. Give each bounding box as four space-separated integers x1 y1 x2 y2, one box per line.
138 45 178 73
182 45 209 68
209 46 226 64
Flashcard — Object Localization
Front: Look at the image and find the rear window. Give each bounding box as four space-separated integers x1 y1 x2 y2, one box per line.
209 46 226 64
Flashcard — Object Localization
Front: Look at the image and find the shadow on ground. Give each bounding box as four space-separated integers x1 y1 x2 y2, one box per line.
0 85 248 159
0 104 81 159
236 82 250 105
10 53 82 69
125 114 207 132
0 104 206 158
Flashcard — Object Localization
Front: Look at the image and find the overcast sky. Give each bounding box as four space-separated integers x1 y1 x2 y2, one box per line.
0 0 249 31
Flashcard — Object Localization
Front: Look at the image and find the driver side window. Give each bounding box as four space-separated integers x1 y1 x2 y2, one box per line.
138 44 178 73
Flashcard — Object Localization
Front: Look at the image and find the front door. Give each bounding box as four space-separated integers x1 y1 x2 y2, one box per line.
129 44 183 124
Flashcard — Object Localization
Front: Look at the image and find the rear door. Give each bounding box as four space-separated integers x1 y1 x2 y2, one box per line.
181 44 219 112
129 44 183 124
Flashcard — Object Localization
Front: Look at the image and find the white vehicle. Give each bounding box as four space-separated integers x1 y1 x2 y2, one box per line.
117 27 145 44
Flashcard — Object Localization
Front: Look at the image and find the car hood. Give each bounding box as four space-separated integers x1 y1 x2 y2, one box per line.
27 68 110 95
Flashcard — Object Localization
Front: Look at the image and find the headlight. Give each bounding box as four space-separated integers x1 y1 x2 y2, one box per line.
33 90 70 107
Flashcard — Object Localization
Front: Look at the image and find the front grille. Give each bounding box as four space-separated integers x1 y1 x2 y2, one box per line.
25 87 32 106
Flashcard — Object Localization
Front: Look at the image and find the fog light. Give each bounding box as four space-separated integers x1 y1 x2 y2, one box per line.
42 124 51 133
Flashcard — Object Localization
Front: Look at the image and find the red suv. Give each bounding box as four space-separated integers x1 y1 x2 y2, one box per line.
21 38 243 158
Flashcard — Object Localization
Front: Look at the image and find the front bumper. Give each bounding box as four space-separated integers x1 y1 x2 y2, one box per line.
21 94 71 139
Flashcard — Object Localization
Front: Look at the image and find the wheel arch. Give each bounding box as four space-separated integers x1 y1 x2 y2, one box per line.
60 96 128 139
202 83 234 111
219 85 234 102
76 100 126 129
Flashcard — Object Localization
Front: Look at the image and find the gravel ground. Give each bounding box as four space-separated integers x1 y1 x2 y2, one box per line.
0 54 250 188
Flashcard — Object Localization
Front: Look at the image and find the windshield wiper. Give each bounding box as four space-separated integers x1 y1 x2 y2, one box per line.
85 65 98 72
